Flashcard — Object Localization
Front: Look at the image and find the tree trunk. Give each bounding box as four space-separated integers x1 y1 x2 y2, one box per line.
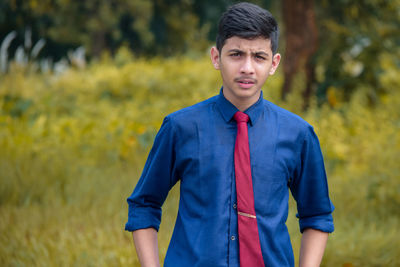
281 0 318 109
91 30 107 58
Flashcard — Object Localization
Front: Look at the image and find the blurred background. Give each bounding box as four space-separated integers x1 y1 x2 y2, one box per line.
0 0 399 266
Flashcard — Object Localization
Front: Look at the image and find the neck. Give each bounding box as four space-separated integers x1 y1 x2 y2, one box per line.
222 90 261 112
234 101 254 112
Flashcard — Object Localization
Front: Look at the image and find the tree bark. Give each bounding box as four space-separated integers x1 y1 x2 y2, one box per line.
91 30 107 58
281 0 318 109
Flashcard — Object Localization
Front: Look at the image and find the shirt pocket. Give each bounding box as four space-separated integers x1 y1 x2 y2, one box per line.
252 163 289 218
252 161 289 184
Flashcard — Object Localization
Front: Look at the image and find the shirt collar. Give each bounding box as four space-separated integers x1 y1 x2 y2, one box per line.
216 87 264 126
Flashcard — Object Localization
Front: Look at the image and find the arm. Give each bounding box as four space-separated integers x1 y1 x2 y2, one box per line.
289 126 334 265
299 228 328 267
125 117 179 264
132 228 160 267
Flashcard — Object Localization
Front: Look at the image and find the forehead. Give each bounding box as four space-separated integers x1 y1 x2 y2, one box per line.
222 36 272 53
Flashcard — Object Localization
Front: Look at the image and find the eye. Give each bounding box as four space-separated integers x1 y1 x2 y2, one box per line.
230 52 241 57
255 54 266 60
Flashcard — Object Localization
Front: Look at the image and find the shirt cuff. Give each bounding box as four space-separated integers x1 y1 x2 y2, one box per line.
298 212 334 233
124 205 161 232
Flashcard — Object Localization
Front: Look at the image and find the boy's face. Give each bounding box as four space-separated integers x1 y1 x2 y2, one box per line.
211 36 280 110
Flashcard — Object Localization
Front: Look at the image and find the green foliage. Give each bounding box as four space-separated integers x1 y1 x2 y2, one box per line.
0 0 214 58
2 0 399 107
1 0 155 56
0 0 278 59
316 0 400 103
0 53 399 265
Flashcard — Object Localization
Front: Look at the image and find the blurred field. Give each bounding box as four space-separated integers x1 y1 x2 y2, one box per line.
0 52 399 266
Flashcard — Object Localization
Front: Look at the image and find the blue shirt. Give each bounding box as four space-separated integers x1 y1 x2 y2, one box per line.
125 90 334 267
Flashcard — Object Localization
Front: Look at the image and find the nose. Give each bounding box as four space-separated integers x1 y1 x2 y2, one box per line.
240 56 255 74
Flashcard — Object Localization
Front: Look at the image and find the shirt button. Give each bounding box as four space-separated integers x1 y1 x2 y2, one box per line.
231 235 236 241
233 204 237 209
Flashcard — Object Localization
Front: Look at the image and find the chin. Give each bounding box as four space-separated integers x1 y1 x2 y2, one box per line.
236 89 259 98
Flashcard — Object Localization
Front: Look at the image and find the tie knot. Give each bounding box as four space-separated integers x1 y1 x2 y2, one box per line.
234 111 249 123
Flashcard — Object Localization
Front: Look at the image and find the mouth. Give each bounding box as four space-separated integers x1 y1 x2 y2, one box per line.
235 78 256 88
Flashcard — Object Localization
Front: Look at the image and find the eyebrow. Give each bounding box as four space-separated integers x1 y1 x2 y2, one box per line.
227 49 270 57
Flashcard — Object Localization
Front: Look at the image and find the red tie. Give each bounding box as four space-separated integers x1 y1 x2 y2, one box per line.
233 111 265 267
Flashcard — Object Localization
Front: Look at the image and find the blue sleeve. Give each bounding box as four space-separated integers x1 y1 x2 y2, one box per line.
290 126 334 233
125 116 179 232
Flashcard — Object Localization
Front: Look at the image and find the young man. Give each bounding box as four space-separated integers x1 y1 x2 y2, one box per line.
125 2 334 266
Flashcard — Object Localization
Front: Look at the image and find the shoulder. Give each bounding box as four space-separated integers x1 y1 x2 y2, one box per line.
165 95 218 125
160 95 218 143
262 99 313 132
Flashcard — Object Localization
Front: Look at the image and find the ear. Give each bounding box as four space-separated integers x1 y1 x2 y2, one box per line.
210 46 220 70
269 53 281 75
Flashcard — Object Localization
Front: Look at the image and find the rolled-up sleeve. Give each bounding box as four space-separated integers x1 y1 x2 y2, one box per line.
290 125 335 233
125 116 179 232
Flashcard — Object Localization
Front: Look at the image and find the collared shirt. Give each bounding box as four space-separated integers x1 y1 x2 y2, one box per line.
125 90 334 267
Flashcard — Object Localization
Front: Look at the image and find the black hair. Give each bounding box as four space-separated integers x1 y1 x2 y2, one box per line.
216 2 279 54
